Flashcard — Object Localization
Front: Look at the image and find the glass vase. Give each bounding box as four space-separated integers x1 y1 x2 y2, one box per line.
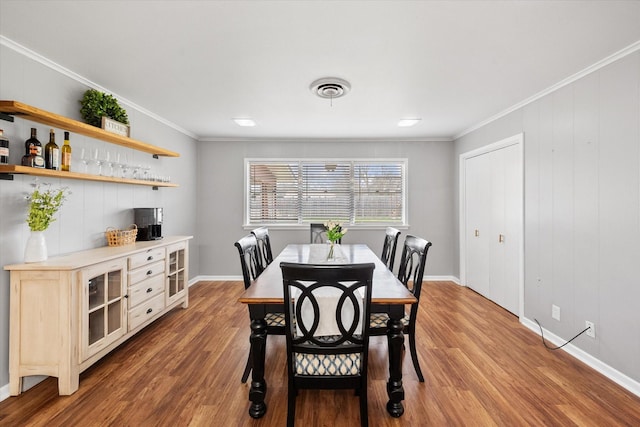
327 241 335 261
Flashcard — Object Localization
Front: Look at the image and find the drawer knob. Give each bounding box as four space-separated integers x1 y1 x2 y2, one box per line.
146 270 153 275
146 288 153 293
146 308 153 314
147 256 153 261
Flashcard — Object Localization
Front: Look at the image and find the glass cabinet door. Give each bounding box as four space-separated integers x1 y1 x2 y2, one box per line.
82 259 127 360
166 242 187 306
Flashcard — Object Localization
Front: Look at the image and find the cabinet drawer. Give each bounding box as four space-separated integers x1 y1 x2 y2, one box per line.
129 260 165 286
129 248 165 270
128 293 165 331
128 274 164 308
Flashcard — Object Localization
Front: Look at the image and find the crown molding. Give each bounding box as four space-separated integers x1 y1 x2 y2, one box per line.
0 35 199 140
198 136 453 143
454 39 640 140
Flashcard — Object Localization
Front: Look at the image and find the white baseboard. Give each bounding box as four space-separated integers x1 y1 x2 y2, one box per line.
193 275 461 284
426 275 461 285
0 375 47 402
520 317 640 398
192 275 242 282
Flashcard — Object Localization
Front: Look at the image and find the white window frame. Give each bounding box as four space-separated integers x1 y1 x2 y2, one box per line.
244 158 408 228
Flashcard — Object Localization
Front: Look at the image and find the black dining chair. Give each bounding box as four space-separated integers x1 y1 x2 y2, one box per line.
234 234 286 383
281 261 375 427
310 222 342 244
369 234 432 382
251 226 273 270
380 227 401 271
309 223 327 243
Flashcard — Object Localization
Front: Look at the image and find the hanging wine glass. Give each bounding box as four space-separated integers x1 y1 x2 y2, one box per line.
92 147 102 176
80 148 90 173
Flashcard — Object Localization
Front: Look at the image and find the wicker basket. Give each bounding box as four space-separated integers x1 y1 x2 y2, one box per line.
105 224 138 247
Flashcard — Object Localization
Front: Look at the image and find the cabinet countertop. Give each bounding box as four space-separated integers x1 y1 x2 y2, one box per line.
4 236 193 271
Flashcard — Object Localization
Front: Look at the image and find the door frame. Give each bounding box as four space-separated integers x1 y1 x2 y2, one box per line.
459 133 524 317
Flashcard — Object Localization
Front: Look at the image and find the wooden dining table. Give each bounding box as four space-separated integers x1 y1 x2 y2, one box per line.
238 243 417 419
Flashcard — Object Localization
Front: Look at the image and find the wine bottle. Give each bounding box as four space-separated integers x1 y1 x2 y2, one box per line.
24 128 44 168
61 131 72 171
0 129 9 165
45 128 60 170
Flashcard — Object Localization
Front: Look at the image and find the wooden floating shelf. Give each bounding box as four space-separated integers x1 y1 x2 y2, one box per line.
0 165 178 188
0 100 180 158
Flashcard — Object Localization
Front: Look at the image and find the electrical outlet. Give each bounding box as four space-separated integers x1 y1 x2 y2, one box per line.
585 321 596 338
552 304 560 321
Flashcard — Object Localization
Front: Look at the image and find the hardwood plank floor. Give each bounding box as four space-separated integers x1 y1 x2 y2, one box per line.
0 280 639 426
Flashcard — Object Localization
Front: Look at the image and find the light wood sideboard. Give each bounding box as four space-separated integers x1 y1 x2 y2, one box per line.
3 236 192 396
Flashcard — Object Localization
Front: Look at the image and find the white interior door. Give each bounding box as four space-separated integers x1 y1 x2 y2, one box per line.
462 136 522 316
465 153 491 297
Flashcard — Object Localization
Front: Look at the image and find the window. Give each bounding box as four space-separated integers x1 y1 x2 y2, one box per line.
246 159 407 226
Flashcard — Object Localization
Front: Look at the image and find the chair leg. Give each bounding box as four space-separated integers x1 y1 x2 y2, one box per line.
287 386 296 427
408 331 424 382
359 385 368 427
241 350 252 383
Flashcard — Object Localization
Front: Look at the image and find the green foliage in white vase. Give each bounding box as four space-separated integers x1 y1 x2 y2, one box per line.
25 182 70 231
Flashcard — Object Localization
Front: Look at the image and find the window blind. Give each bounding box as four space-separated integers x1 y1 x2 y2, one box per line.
247 159 406 226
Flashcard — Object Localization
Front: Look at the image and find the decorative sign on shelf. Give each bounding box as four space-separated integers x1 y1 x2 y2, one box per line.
101 117 130 137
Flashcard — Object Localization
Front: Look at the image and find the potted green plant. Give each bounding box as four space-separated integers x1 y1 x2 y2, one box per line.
24 181 70 262
79 89 129 127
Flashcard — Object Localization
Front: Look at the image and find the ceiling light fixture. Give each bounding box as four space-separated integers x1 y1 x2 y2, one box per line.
310 77 351 106
233 118 256 127
397 118 421 127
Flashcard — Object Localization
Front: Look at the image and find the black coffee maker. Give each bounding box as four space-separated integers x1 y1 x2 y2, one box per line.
134 208 163 241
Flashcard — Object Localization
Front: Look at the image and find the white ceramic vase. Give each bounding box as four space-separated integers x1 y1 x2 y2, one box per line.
24 231 48 263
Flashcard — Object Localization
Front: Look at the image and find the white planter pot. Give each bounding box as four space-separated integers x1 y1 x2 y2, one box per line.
24 231 48 263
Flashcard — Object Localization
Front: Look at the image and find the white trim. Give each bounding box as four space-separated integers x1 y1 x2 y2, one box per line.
241 223 411 231
521 317 640 398
193 275 459 284
0 35 198 140
425 275 460 284
0 375 47 402
455 39 640 140
459 133 524 317
200 136 453 143
195 275 243 282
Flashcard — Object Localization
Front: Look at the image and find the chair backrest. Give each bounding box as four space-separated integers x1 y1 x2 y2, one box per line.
397 235 432 317
234 234 262 290
251 226 273 269
280 262 375 376
310 223 327 244
310 223 343 244
380 227 401 271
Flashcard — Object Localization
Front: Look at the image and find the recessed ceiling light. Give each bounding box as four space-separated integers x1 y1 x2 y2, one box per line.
397 118 421 127
233 118 256 127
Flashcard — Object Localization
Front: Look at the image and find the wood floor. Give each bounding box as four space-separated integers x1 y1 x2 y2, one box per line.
1 280 639 426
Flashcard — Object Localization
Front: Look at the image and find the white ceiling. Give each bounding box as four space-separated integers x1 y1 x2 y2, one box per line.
1 1 640 141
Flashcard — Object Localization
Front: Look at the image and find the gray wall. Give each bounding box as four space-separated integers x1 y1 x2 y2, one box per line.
454 51 640 383
0 44 199 389
196 139 455 279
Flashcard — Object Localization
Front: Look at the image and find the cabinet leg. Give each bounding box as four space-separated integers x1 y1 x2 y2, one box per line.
9 376 23 396
58 374 79 396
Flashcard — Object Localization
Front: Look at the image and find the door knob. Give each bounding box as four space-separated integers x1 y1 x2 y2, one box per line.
498 234 505 243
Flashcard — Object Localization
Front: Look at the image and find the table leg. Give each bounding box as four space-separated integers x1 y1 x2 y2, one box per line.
248 317 268 418
386 310 405 417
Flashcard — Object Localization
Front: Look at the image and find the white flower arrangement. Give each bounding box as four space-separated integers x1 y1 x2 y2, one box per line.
324 220 347 243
